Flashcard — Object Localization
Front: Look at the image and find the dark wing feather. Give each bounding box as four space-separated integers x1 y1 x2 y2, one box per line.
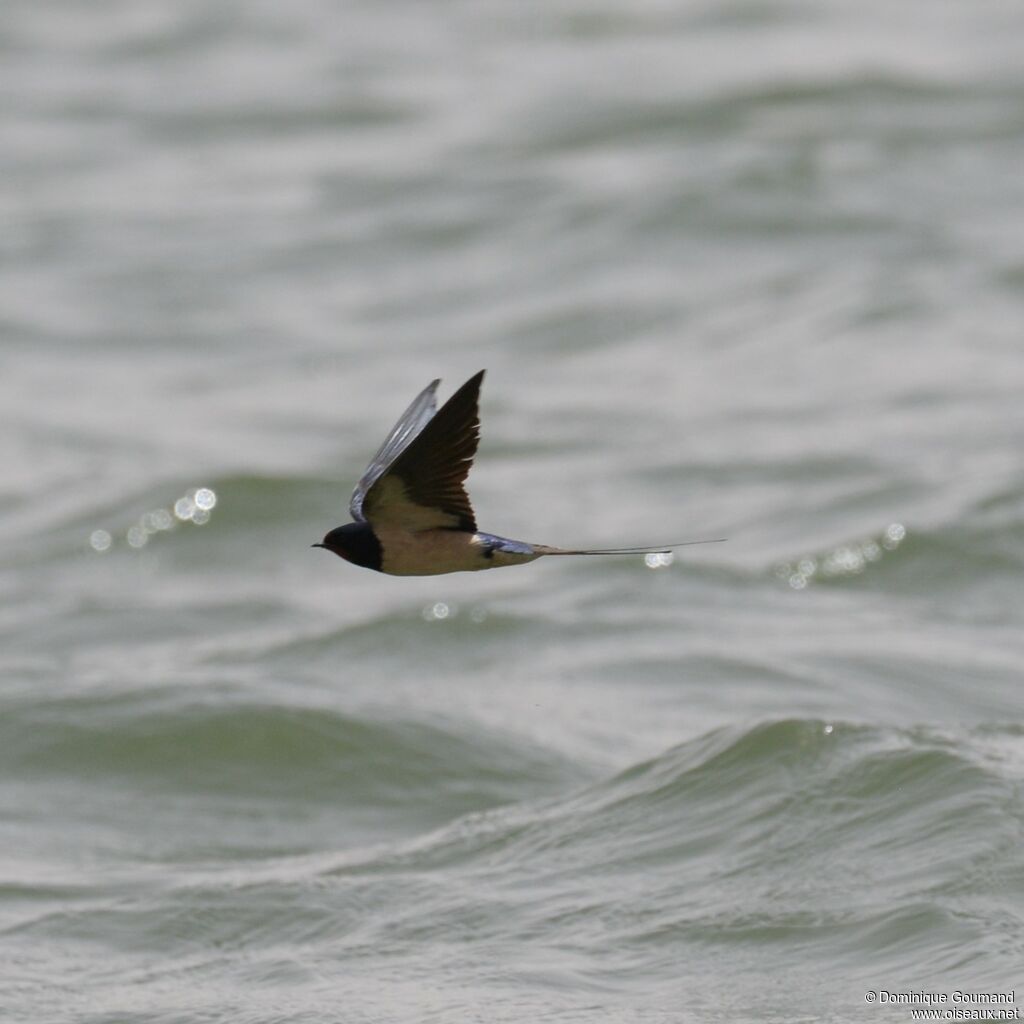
360 370 484 532
349 378 439 522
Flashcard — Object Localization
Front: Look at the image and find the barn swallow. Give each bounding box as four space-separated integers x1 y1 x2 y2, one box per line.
313 370 723 576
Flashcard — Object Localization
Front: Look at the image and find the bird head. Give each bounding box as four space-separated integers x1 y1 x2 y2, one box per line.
312 521 382 571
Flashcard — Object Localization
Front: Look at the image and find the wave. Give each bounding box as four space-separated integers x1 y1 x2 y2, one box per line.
0 690 581 818
6 717 1021 1000
313 719 1024 986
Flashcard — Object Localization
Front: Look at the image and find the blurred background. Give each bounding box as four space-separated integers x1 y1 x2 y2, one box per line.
2 1 1023 1021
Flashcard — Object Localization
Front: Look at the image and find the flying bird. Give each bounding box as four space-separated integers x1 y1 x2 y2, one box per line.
313 370 722 576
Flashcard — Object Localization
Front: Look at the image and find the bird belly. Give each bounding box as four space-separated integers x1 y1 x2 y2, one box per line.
376 529 539 576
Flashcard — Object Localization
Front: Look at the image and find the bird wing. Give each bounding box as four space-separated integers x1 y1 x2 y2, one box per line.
349 378 440 522
357 370 484 532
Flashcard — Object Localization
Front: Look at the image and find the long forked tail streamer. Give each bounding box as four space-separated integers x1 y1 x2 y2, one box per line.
540 538 727 556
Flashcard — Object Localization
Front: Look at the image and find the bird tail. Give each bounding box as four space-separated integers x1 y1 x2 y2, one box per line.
532 538 726 556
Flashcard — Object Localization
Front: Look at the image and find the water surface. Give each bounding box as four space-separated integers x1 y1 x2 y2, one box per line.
2 2 1023 1021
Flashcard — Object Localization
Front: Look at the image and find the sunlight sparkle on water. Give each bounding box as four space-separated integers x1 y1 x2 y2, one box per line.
883 522 906 549
90 487 218 552
644 552 674 569
174 496 196 521
423 601 453 621
89 530 112 553
421 602 488 623
126 525 148 549
171 487 218 526
777 522 906 589
194 488 217 511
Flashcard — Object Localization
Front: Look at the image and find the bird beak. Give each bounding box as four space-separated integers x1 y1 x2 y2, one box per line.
311 543 325 548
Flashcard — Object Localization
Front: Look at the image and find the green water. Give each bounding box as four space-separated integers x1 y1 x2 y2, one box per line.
2 1 1023 1021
